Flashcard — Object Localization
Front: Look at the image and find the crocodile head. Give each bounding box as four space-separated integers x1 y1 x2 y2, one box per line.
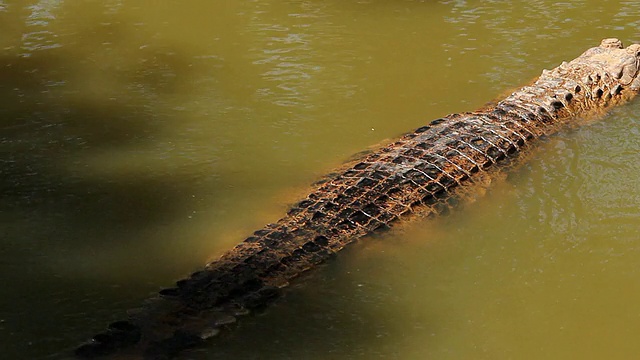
578 38 640 92
503 38 640 118
562 38 640 110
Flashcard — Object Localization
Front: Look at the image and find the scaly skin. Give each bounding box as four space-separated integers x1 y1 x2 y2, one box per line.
75 39 640 359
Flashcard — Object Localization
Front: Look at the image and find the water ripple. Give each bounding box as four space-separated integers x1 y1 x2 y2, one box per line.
20 0 63 56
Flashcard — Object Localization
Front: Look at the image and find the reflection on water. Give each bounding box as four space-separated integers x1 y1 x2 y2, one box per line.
248 4 320 108
21 0 61 54
1 1 639 359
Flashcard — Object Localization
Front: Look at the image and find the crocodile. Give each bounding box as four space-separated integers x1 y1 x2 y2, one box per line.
75 38 640 359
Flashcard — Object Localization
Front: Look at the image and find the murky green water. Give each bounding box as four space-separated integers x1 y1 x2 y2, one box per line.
1 1 640 359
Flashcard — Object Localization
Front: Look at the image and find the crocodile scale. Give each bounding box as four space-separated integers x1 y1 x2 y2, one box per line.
75 38 640 359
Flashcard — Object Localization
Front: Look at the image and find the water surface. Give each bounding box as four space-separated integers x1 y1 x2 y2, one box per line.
1 1 639 359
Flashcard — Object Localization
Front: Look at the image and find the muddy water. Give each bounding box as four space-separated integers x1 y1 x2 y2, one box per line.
1 1 639 359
